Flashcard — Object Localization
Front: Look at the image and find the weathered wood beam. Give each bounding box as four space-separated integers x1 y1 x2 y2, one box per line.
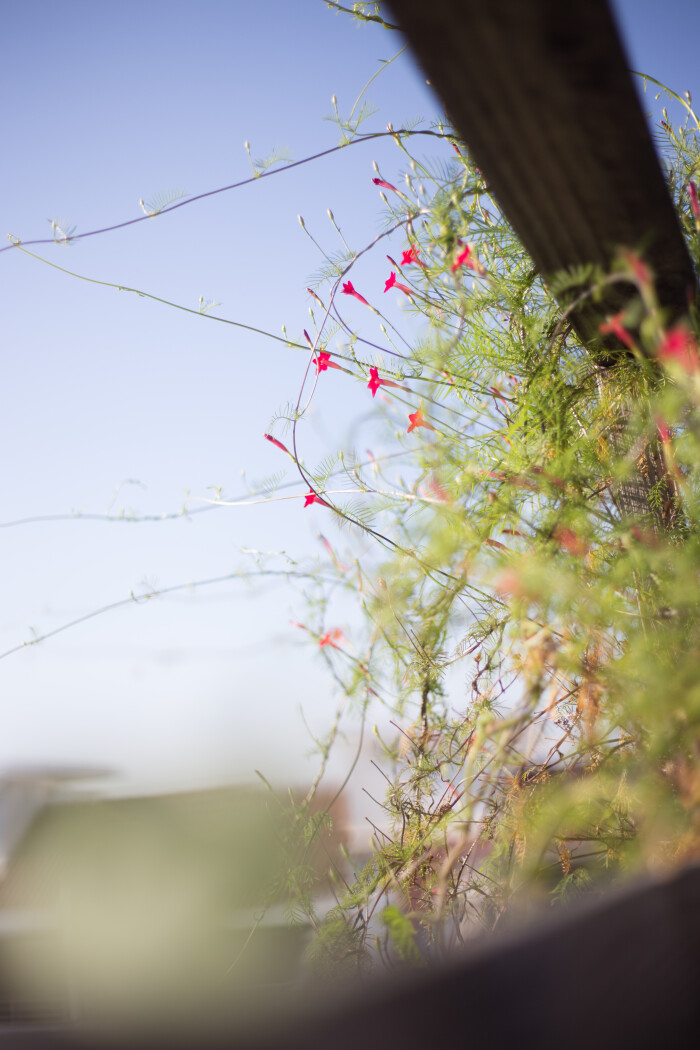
388 0 696 353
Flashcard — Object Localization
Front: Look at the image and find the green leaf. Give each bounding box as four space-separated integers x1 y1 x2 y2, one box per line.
380 904 421 962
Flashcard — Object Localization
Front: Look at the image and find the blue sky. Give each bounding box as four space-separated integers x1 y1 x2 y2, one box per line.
2 0 699 800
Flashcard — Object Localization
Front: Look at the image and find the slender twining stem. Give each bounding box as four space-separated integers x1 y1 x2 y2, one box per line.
3 129 449 254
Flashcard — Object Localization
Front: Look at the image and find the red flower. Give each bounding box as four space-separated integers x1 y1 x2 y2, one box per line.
690 182 700 220
407 408 435 433
368 366 383 397
425 476 449 502
489 386 508 405
598 311 634 349
655 415 671 442
629 523 660 548
553 526 588 557
384 271 414 297
319 533 348 572
367 365 402 397
264 433 290 455
315 351 341 373
304 490 330 508
451 242 485 274
341 280 371 307
495 568 526 598
401 246 423 267
319 627 344 650
621 250 651 289
372 177 399 193
656 326 700 373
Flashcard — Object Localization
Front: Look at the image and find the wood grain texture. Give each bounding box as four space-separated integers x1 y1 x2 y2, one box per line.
388 0 696 352
390 0 695 524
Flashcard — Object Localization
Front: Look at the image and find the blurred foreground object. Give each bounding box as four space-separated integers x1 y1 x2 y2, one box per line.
0 782 347 1030
0 860 698 1047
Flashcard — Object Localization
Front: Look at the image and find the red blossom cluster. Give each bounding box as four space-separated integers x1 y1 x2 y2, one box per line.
301 231 455 510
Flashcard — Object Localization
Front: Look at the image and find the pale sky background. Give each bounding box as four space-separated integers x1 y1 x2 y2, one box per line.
2 0 699 806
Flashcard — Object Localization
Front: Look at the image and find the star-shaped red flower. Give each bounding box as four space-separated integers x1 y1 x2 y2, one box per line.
319 627 345 650
384 271 413 296
598 312 634 349
401 246 422 266
368 366 382 397
367 366 402 397
341 281 371 307
407 408 435 433
314 351 341 373
304 490 330 508
450 242 485 274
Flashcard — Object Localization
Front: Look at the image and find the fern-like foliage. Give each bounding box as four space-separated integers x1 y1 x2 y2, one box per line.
139 188 188 216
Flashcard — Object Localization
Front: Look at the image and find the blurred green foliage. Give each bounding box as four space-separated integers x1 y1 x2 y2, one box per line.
295 78 700 971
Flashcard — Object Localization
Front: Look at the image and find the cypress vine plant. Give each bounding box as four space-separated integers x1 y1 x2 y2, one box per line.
273 71 700 972
4 0 700 986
